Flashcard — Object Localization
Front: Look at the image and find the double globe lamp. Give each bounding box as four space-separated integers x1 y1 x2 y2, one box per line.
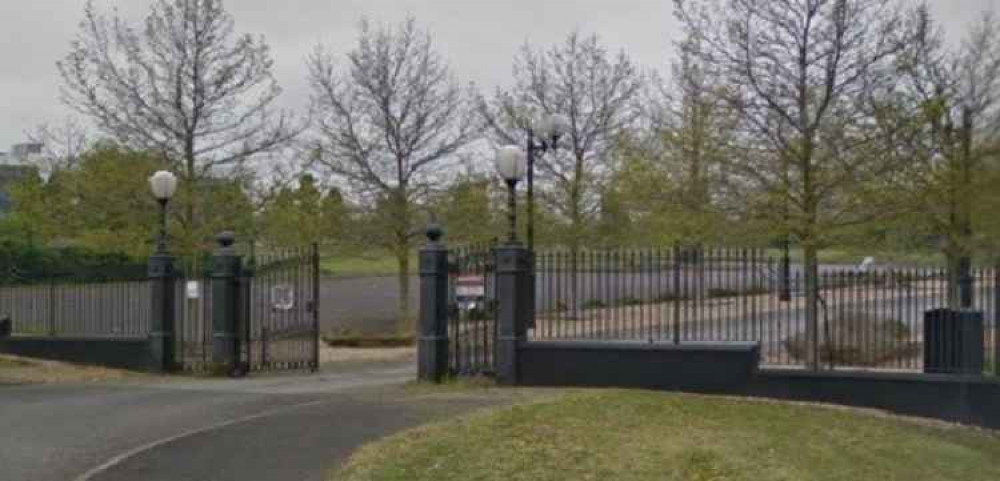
495 113 571 245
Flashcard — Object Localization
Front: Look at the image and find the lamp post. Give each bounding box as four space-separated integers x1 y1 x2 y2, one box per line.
524 113 570 250
495 145 528 244
149 170 178 254
493 147 532 386
148 170 178 373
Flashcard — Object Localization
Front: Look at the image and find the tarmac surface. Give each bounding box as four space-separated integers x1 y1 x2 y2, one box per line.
0 361 515 481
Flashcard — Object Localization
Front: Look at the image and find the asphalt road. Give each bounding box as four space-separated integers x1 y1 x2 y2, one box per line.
319 264 865 335
320 269 774 335
320 275 419 335
0 362 508 481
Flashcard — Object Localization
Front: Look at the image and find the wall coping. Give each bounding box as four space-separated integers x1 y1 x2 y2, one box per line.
521 340 760 353
0 336 147 343
759 367 1000 386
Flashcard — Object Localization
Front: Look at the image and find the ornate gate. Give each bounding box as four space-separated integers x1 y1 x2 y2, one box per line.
242 244 321 372
447 243 498 375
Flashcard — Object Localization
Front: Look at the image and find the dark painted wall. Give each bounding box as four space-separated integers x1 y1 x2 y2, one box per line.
518 341 760 392
514 340 1000 430
748 370 1000 430
0 337 151 371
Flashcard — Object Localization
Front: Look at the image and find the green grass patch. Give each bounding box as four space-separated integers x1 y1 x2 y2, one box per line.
0 356 33 368
403 376 499 395
334 390 1000 481
320 253 417 277
764 248 946 267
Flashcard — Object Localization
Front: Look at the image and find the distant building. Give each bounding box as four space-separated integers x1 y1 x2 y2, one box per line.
0 142 43 165
0 143 43 215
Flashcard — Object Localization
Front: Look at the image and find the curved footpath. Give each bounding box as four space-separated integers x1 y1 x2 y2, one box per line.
0 362 516 481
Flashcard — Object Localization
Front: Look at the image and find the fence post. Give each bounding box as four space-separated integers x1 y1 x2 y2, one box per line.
311 242 321 372
212 232 243 376
527 250 536 331
47 280 56 337
994 263 999 376
240 243 255 372
418 224 450 383
496 241 531 386
672 244 681 344
148 252 177 372
959 257 974 308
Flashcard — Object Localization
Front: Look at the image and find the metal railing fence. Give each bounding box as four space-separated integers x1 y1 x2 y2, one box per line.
530 247 998 373
0 279 151 338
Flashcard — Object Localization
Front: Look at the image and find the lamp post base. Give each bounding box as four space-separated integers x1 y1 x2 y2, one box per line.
148 254 176 372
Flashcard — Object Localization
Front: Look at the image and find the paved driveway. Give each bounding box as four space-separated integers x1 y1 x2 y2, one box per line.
0 363 511 481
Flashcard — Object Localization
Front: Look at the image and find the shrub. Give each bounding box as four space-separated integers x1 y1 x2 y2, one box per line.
784 308 919 367
618 296 643 306
0 241 146 285
708 287 738 298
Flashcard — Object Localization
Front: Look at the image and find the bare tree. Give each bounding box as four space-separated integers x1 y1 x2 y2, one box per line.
675 0 917 369
643 34 740 243
58 0 296 254
307 17 477 330
898 7 1000 307
478 31 642 250
25 117 92 178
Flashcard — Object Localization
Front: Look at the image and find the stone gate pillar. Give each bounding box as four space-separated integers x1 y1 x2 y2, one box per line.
148 252 177 372
495 242 531 386
418 224 450 383
212 232 243 375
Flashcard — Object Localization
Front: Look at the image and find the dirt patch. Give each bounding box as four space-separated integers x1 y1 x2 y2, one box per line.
0 354 145 384
783 307 923 367
320 345 416 365
323 335 415 348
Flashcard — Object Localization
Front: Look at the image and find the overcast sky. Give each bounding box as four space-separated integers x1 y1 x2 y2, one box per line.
0 0 995 150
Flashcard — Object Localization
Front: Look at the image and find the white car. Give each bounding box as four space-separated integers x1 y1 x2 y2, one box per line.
857 256 876 273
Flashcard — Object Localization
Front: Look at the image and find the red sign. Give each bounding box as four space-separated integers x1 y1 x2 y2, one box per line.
455 275 485 297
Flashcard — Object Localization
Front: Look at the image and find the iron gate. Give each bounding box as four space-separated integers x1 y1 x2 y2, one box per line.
175 272 213 371
243 244 321 372
447 243 498 375
174 244 320 373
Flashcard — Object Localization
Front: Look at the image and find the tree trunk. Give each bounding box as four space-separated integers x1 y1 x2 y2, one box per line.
946 244 960 308
396 242 412 334
393 187 412 334
803 243 820 371
182 148 197 273
945 241 973 309
568 222 581 321
569 172 584 320
954 108 975 309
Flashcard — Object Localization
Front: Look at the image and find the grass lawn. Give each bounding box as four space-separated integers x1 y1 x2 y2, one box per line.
764 248 946 267
333 390 1000 481
320 253 416 277
0 356 31 368
320 249 950 277
319 247 954 276
0 354 142 384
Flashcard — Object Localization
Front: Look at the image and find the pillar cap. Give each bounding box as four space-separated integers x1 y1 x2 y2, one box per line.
426 223 444 243
217 231 236 248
